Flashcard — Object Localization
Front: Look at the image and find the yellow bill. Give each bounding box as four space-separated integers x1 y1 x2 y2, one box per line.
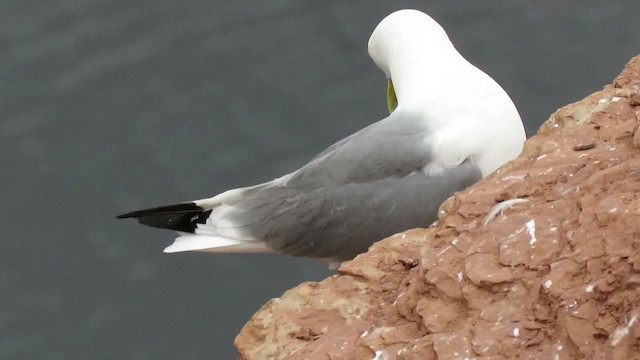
386 79 398 113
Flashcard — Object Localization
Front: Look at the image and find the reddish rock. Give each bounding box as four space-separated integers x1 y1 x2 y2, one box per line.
236 55 640 360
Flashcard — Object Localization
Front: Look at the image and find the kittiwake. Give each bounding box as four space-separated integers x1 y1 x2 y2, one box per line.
118 9 526 261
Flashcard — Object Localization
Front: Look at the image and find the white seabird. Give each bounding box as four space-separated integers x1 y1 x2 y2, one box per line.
118 9 526 261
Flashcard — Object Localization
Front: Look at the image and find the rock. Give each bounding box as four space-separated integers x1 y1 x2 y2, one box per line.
235 55 640 360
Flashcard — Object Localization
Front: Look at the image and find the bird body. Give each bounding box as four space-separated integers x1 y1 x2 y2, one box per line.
118 9 526 261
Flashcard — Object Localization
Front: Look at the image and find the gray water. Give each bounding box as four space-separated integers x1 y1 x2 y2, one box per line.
3 1 639 359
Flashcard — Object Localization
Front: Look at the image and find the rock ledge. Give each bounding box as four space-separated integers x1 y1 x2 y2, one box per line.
236 55 640 360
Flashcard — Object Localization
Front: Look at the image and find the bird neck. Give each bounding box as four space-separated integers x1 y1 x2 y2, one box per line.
387 44 464 114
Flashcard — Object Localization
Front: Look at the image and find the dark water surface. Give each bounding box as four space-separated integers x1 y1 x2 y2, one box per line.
3 1 639 359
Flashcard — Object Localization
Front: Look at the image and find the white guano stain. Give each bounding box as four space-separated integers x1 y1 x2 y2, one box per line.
610 315 638 346
372 350 384 360
526 219 537 246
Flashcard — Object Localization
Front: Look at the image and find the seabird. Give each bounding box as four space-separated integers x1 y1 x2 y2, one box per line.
118 9 526 261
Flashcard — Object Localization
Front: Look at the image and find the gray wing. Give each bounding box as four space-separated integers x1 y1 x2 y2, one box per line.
250 160 481 260
285 112 434 188
213 112 482 260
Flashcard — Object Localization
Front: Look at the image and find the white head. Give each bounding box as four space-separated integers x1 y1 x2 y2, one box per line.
367 10 463 113
367 9 526 177
368 9 454 80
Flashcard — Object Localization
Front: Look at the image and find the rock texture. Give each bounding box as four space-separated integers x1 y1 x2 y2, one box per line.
235 55 640 360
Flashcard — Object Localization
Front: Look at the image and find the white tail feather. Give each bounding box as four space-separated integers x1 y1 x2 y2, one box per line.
163 234 270 253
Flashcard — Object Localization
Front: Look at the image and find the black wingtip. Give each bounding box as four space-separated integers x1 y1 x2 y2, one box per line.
117 202 203 218
117 202 211 233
